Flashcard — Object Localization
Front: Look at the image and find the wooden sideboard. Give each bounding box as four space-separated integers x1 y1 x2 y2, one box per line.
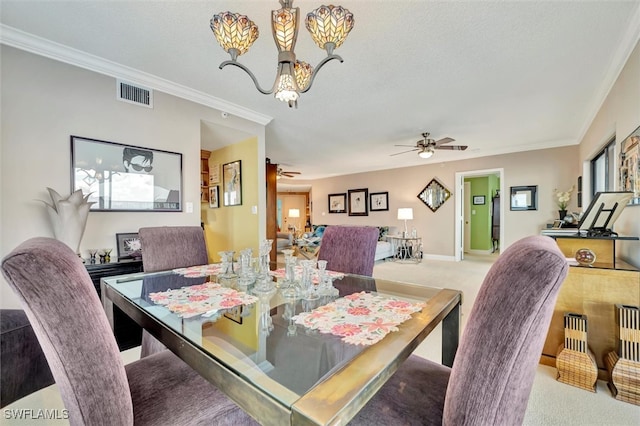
541 236 640 380
86 260 143 350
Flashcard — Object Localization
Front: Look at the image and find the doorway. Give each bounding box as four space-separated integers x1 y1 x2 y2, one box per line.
455 168 505 261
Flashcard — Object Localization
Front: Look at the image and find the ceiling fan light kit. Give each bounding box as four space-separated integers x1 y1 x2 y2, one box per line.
392 132 468 159
210 1 354 108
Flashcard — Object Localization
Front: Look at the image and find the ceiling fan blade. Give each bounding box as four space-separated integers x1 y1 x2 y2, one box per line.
282 171 301 175
433 137 455 146
435 145 468 151
390 148 419 156
394 144 420 148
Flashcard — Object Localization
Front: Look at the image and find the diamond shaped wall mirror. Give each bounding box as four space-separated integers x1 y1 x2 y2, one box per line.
417 177 452 212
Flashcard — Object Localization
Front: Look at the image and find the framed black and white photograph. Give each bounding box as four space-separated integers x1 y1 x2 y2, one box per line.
71 135 182 212
223 160 242 206
328 193 346 213
209 185 219 208
370 191 389 211
473 195 486 205
510 185 537 211
224 306 243 324
116 232 142 260
348 188 369 216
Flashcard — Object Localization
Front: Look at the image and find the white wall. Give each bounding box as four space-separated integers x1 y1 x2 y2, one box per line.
308 146 579 258
0 46 265 308
578 40 640 265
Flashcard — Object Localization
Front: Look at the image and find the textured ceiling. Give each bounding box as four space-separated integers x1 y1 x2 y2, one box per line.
2 1 639 180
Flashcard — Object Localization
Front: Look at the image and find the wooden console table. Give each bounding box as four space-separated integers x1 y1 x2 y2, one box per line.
550 234 638 268
540 238 640 380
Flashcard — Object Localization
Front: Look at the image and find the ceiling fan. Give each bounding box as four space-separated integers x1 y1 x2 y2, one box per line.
277 167 301 179
391 132 468 159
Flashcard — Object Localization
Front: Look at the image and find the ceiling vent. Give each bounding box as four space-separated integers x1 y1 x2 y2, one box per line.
116 80 153 108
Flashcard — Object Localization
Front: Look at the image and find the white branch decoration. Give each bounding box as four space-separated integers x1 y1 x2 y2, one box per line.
41 188 95 254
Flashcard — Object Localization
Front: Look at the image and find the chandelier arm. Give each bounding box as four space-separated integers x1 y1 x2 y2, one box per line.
219 60 274 95
300 54 343 93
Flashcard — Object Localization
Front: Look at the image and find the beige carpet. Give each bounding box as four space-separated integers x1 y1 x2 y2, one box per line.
373 254 639 425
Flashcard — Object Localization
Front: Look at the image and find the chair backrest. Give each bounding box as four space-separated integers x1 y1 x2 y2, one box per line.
139 226 208 273
443 235 569 425
1 237 133 425
317 226 379 276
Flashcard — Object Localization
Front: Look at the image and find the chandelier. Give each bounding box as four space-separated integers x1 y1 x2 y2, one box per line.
210 0 354 108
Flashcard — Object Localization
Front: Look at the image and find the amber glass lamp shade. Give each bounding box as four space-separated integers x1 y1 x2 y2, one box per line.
210 12 259 57
305 5 354 53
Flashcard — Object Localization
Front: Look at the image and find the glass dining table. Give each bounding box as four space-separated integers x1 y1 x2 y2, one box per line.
101 267 462 425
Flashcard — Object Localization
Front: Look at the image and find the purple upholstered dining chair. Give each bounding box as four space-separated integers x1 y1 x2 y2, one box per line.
1 237 256 426
317 226 379 277
350 235 569 426
138 226 209 357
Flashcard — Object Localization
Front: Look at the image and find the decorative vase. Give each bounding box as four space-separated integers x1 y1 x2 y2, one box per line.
558 209 568 220
41 188 94 254
575 248 596 267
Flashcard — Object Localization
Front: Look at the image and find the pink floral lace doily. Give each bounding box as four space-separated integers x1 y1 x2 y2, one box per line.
172 263 238 278
292 291 425 346
149 282 257 318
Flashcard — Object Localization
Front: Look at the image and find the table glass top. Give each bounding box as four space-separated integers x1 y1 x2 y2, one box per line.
102 270 446 409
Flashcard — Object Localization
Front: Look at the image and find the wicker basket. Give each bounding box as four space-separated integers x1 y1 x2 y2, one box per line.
556 312 598 392
606 304 640 405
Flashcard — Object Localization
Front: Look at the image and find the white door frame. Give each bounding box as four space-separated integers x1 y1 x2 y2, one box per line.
454 168 505 261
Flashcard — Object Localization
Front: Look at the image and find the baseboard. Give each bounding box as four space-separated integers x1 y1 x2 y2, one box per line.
465 249 493 255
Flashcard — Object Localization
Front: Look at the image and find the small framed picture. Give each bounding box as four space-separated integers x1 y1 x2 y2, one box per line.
209 162 220 184
209 186 219 208
224 306 243 324
328 193 347 213
473 195 485 205
370 191 389 211
552 219 564 229
348 188 368 216
116 232 142 260
223 160 242 206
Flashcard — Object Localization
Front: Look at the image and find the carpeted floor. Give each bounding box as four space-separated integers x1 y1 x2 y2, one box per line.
373 253 639 425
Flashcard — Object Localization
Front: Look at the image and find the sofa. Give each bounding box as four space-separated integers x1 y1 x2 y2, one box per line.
276 232 293 252
301 225 394 261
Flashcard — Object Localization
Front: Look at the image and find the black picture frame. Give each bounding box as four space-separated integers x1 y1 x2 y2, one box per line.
222 160 242 206
473 195 486 205
510 185 537 211
209 186 219 208
116 232 142 260
619 125 640 206
71 135 182 212
223 306 243 324
328 193 347 213
348 188 369 216
369 191 389 211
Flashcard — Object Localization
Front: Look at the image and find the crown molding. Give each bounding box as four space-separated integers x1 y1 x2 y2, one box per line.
0 24 273 126
575 3 640 144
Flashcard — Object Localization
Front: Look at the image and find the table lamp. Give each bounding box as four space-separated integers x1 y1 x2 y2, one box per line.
397 208 413 237
288 208 300 234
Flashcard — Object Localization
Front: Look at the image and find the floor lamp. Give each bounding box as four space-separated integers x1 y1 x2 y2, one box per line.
397 208 413 237
288 208 300 236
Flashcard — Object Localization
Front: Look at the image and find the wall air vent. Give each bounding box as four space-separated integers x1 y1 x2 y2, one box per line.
116 80 153 108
